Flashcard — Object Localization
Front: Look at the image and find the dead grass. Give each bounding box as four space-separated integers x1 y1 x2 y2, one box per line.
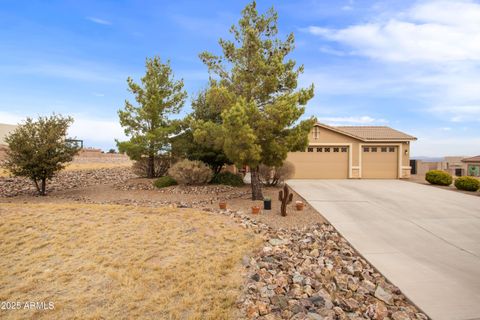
0 203 261 319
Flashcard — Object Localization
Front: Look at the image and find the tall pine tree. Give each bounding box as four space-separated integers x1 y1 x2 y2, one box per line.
194 1 315 199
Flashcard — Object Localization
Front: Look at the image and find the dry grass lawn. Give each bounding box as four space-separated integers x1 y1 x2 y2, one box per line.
0 203 261 319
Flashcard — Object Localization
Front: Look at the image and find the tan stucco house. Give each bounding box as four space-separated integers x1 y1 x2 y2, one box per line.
286 123 417 179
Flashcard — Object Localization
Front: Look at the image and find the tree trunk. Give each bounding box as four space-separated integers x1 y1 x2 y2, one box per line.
33 178 41 194
40 178 46 196
147 154 155 178
250 166 264 200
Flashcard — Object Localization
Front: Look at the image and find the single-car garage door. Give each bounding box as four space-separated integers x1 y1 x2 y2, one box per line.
288 146 349 179
362 146 398 179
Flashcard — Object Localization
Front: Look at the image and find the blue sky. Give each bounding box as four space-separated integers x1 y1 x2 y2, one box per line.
1 0 479 156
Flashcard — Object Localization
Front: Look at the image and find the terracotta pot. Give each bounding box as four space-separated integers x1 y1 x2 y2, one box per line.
295 201 304 211
219 202 227 210
251 206 261 214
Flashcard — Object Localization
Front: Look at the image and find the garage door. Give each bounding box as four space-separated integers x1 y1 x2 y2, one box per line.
362 146 398 179
288 146 349 179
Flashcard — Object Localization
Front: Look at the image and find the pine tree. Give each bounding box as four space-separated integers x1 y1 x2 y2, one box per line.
117 56 187 178
194 1 315 199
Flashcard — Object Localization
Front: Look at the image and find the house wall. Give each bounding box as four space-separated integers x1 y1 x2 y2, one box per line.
287 125 412 179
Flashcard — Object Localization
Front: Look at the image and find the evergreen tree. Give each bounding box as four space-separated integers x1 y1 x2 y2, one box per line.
117 56 187 178
194 1 315 199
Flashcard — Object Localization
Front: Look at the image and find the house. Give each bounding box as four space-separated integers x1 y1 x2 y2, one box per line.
0 123 17 160
462 156 480 177
411 156 469 177
286 122 417 179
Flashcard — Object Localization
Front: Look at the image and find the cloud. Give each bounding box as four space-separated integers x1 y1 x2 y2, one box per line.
317 116 387 125
0 111 126 148
429 105 480 122
306 0 480 62
0 62 124 83
86 17 112 25
302 0 480 125
69 114 126 145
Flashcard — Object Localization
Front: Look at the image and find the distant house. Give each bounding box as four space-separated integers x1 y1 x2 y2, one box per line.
0 123 17 160
0 123 17 145
462 156 480 177
286 122 417 179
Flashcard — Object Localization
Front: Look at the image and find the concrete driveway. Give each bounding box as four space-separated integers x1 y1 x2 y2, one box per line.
288 180 480 320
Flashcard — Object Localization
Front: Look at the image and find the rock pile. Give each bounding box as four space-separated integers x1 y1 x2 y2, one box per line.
0 168 136 197
213 209 428 320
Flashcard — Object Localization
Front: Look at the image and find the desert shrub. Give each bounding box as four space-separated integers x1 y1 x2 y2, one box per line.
132 155 171 178
153 176 177 189
168 159 213 185
425 170 452 186
454 176 480 191
259 161 295 186
211 172 244 186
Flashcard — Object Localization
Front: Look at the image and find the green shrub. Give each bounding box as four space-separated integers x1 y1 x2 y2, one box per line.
168 159 213 185
153 176 177 188
454 176 480 191
425 170 453 186
211 172 244 186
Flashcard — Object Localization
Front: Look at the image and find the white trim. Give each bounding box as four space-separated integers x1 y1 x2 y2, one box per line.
359 143 404 179
402 166 412 169
308 142 353 178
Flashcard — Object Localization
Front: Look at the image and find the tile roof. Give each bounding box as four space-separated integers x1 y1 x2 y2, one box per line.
462 155 480 163
317 123 417 141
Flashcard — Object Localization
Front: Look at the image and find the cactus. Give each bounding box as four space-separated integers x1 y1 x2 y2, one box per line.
278 184 293 216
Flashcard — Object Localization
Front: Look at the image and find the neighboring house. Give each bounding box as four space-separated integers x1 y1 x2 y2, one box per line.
286 122 416 179
0 123 17 145
411 156 469 177
0 123 17 160
462 156 480 177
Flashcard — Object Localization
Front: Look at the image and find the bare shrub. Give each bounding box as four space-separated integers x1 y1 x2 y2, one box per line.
168 159 213 185
132 156 171 178
259 161 295 186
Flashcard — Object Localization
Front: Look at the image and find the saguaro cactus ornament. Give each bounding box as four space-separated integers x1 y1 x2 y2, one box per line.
278 185 293 216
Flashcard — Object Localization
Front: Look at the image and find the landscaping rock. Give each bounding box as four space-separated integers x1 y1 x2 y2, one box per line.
375 286 394 305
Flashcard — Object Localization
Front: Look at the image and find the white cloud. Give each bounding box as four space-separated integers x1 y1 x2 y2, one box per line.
0 62 124 82
86 17 112 25
317 116 387 125
306 0 480 62
429 105 480 122
0 111 126 148
69 114 126 144
303 0 480 124
411 135 480 157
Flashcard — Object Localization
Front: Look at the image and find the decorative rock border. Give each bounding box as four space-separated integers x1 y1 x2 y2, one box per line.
212 209 428 320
